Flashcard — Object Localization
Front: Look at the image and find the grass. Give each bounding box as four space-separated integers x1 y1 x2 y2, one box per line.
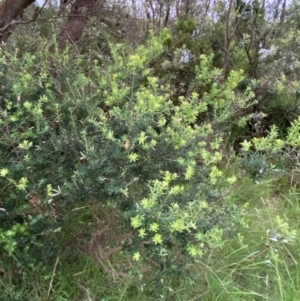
1 177 300 301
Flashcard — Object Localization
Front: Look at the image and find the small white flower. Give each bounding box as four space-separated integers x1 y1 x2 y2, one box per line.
258 46 276 59
180 48 193 64
265 259 272 266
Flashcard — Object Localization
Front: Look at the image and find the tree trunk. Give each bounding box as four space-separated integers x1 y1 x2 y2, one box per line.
57 0 98 50
0 0 35 43
0 0 100 50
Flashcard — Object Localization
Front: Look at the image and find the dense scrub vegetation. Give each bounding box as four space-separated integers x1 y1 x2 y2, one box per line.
1 0 300 300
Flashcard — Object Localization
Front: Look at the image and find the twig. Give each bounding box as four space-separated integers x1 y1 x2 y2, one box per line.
47 257 60 299
76 282 93 301
213 182 241 204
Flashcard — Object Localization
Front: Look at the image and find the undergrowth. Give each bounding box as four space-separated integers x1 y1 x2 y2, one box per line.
1 22 300 301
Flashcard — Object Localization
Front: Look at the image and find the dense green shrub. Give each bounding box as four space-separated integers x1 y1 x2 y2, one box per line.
0 30 257 278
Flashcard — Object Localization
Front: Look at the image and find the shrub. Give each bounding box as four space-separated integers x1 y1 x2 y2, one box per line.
0 31 254 277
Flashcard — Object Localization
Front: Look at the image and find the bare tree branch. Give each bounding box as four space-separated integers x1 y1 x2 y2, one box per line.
222 0 234 78
0 0 37 43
